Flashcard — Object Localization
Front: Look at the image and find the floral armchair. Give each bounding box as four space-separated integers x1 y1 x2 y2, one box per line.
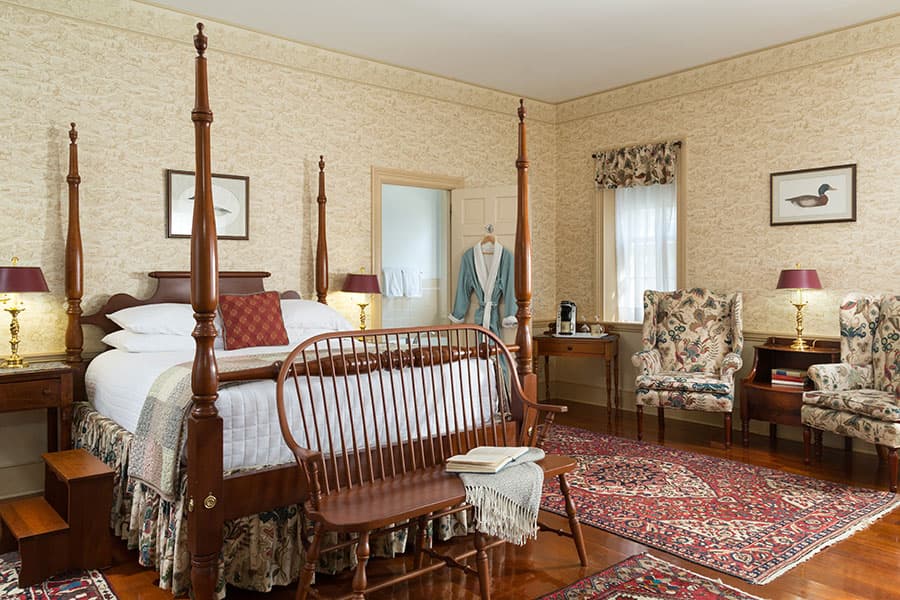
632 288 743 447
802 293 900 492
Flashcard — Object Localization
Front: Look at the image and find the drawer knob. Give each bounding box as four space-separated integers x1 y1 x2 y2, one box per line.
567 346 573 351
42 387 53 396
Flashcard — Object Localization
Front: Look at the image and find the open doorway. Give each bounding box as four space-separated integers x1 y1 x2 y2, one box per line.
371 168 464 329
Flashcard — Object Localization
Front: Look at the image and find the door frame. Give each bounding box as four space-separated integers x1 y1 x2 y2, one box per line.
371 167 465 328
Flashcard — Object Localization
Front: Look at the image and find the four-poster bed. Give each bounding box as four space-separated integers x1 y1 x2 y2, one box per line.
60 23 572 599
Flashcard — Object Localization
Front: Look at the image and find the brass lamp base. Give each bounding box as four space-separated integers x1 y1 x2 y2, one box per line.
790 300 809 351
3 305 27 368
357 302 370 331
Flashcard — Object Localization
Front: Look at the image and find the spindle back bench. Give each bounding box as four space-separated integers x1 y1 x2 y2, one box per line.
276 325 586 599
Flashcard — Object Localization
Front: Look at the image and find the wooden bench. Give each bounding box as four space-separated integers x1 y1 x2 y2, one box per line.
275 325 586 600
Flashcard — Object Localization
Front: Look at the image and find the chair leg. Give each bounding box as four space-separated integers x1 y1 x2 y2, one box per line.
351 530 370 600
657 407 665 441
414 515 428 570
474 530 492 600
636 405 644 441
875 444 889 462
803 426 812 465
558 473 587 566
296 523 323 600
814 430 823 460
888 448 898 493
723 413 732 449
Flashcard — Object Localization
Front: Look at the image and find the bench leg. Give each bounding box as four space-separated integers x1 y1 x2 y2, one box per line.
474 530 491 600
414 515 428 570
296 523 323 600
352 530 370 600
636 405 643 441
558 473 587 566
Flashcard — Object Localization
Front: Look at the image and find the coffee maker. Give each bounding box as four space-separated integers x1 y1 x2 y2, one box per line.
556 300 577 335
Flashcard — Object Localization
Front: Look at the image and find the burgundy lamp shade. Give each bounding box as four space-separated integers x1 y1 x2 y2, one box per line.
0 266 49 293
776 268 822 290
342 273 381 295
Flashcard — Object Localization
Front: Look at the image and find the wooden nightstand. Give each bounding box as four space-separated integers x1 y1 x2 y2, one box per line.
533 334 620 412
0 362 74 452
740 337 840 447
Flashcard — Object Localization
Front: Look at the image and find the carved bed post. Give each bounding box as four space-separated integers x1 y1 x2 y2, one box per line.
316 155 328 304
187 23 222 600
514 100 536 399
65 124 84 389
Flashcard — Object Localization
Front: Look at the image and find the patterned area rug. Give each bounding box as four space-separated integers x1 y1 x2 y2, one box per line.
0 552 117 599
541 425 900 584
539 553 765 599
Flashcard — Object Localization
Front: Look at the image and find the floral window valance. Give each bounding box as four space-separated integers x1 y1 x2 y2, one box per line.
593 141 680 189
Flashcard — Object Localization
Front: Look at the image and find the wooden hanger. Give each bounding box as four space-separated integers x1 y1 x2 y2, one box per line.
480 224 496 253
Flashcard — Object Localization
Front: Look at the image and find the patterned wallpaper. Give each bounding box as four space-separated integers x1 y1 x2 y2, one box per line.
555 16 900 337
0 0 558 355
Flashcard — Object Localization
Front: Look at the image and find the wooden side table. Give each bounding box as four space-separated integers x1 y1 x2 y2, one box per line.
533 334 620 412
741 337 840 447
0 362 73 452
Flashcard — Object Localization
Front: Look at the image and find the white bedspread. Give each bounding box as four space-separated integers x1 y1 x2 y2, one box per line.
86 345 498 472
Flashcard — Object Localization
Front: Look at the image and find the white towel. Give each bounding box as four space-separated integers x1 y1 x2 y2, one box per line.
382 267 403 297
400 268 423 298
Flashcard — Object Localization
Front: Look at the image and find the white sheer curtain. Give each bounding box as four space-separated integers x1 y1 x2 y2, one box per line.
615 182 677 322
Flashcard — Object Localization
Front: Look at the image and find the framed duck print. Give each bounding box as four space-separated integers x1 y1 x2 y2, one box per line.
770 164 856 226
166 169 250 239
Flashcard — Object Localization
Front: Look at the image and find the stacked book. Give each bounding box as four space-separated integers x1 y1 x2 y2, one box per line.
771 368 807 388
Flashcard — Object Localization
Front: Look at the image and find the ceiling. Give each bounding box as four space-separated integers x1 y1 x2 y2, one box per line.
147 0 898 103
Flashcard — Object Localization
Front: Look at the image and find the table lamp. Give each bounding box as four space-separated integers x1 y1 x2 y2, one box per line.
0 257 50 368
776 265 822 351
342 270 381 330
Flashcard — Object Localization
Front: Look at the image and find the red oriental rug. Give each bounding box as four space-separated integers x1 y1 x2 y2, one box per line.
539 553 765 599
540 425 899 584
0 552 117 599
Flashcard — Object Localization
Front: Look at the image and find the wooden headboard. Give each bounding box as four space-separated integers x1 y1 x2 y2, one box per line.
81 271 301 334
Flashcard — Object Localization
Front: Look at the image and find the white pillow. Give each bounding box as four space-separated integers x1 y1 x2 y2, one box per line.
108 302 225 338
108 303 195 335
102 330 196 353
287 327 342 345
281 299 353 332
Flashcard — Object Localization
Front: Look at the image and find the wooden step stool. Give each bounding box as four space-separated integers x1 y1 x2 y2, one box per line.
0 449 113 587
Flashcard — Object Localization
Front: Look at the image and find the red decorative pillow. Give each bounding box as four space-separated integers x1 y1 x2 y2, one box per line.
219 291 289 350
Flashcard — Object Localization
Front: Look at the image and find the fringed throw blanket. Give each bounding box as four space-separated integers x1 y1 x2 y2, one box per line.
459 447 545 545
128 353 288 500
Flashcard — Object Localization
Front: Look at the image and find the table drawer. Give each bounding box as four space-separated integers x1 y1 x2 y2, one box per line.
0 378 60 411
538 338 605 356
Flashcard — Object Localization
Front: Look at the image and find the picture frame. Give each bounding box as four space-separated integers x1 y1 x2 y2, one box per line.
166 169 250 239
770 163 856 226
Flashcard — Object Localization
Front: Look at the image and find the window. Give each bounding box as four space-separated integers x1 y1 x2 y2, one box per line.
594 142 683 323
614 183 678 321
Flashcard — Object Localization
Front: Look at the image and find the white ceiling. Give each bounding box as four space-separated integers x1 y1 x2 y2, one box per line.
147 0 898 103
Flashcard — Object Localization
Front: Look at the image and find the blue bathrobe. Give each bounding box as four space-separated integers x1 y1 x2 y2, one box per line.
449 242 517 336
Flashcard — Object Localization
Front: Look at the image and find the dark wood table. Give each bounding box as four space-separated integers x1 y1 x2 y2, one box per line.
0 362 73 452
533 334 620 412
741 336 840 447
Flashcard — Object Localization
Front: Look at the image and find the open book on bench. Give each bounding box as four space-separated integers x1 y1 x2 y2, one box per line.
445 446 532 474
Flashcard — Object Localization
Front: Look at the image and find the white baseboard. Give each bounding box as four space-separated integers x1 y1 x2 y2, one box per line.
0 461 43 500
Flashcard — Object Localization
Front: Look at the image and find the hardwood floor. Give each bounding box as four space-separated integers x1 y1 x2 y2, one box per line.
100 401 900 600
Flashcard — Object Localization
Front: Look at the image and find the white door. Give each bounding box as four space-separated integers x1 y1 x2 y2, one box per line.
449 186 517 344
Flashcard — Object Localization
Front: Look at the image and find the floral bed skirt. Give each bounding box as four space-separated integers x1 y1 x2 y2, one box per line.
72 403 471 597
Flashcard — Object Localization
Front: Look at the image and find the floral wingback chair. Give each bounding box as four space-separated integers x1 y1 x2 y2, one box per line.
802 293 900 492
632 288 744 447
